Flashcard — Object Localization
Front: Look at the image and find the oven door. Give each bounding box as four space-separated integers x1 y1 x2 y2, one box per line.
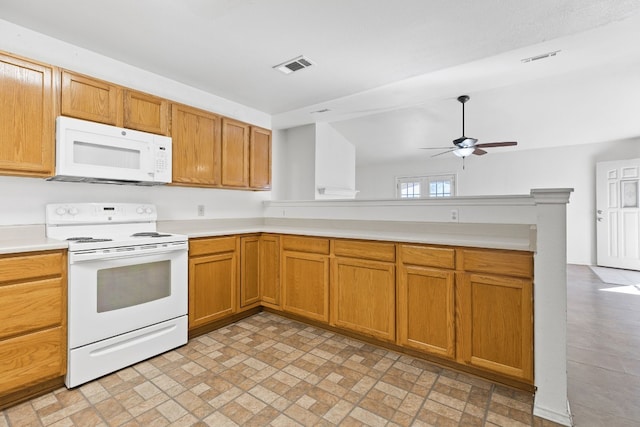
68 243 188 349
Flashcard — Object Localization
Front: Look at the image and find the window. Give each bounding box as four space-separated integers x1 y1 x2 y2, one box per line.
396 174 456 199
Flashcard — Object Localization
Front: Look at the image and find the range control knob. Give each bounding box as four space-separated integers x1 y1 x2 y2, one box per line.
136 207 145 214
55 207 67 216
145 207 153 214
68 207 79 216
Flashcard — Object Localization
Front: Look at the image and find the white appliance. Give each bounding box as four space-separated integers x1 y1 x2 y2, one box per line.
49 116 172 185
46 203 188 388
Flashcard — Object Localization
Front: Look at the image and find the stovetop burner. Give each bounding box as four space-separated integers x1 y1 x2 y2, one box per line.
131 232 171 237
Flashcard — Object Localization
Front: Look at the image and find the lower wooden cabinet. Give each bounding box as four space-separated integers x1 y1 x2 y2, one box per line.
331 240 396 342
398 244 456 359
259 234 280 309
282 236 330 323
0 250 66 396
188 237 238 329
398 265 455 358
456 247 534 383
240 235 261 309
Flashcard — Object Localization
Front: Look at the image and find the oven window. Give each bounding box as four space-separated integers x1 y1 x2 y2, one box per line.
97 260 171 313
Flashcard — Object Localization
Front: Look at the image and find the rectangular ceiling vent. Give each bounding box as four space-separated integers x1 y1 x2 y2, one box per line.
273 55 314 74
521 50 561 63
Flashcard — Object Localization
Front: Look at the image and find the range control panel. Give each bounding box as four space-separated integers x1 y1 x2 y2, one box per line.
46 203 157 225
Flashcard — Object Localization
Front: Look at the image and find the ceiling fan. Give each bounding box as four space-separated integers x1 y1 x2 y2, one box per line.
422 95 517 159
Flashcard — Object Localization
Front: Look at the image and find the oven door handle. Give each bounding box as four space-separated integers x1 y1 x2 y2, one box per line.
69 244 188 264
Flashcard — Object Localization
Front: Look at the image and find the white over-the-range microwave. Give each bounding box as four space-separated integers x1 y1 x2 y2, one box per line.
48 116 172 185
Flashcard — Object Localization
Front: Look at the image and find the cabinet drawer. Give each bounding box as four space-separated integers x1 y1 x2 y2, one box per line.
282 235 330 254
400 245 455 269
0 278 63 339
190 237 237 257
460 249 533 278
0 252 63 283
0 326 65 394
333 239 395 262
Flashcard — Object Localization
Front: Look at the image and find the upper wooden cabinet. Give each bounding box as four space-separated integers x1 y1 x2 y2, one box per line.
0 52 56 177
171 103 221 186
123 90 169 135
61 70 121 126
61 70 169 135
221 118 250 188
250 127 272 190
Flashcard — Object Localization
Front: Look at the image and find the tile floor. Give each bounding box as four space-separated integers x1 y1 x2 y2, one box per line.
0 313 557 427
4 264 633 426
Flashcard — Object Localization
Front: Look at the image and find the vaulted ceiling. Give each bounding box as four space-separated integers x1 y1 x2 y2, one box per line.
2 0 639 165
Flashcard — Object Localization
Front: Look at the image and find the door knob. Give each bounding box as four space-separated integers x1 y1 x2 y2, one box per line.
597 209 603 214
597 217 603 222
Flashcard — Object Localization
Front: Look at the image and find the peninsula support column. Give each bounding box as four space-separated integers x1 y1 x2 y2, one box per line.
531 188 574 426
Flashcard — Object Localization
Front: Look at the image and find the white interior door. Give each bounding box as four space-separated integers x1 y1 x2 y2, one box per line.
596 159 640 270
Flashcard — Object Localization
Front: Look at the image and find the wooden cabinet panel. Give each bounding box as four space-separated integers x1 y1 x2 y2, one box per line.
260 234 281 309
61 70 120 125
400 245 455 269
0 278 63 340
460 249 533 278
0 252 63 282
0 327 65 395
398 266 455 358
221 118 250 188
249 127 271 189
190 236 236 257
457 272 533 383
240 236 260 308
333 239 395 262
282 251 329 323
0 52 55 177
0 250 66 397
188 237 238 329
331 257 395 341
124 90 169 135
282 235 330 254
171 103 221 186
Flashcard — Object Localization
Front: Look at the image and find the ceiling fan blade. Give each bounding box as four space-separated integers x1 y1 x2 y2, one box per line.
431 148 457 158
420 147 457 150
473 148 487 156
475 141 518 148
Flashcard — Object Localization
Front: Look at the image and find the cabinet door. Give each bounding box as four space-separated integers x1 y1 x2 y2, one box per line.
260 234 280 309
249 127 271 190
0 52 55 177
189 252 237 329
282 251 329 323
457 272 533 383
331 257 395 342
171 103 221 186
398 265 455 358
124 90 169 135
61 70 121 125
221 118 250 188
240 236 261 309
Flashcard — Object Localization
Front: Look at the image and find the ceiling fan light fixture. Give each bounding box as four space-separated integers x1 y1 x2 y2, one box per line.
453 147 475 158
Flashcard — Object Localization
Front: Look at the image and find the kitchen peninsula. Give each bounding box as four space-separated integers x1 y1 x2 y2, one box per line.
0 189 573 426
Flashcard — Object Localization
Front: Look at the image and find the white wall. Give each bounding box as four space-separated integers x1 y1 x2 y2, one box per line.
0 20 272 224
356 138 640 265
315 123 356 199
278 125 316 200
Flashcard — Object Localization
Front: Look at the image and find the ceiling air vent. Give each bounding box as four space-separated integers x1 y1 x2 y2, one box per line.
273 55 314 74
521 50 561 63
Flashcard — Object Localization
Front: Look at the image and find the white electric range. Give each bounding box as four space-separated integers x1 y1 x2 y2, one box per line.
46 202 189 388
